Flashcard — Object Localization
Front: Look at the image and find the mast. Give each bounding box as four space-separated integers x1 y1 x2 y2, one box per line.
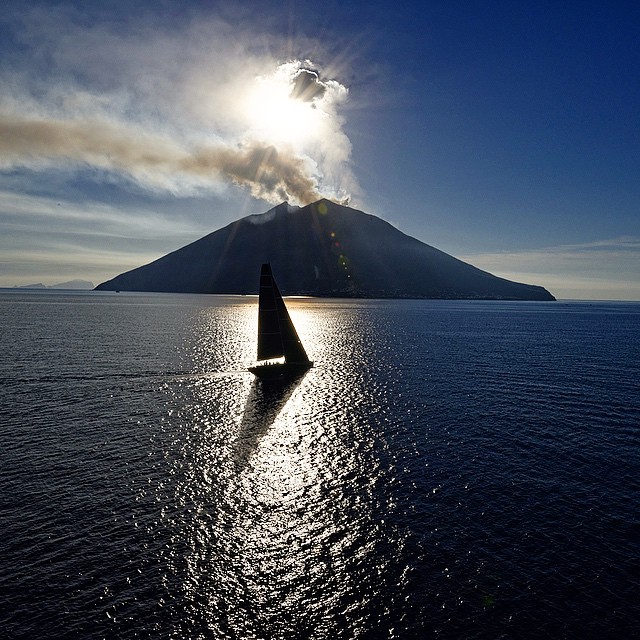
256 264 309 364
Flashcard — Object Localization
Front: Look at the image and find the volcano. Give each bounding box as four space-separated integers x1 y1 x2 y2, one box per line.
95 199 555 300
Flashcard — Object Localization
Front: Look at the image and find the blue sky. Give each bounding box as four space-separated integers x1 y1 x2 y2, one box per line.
1 0 638 299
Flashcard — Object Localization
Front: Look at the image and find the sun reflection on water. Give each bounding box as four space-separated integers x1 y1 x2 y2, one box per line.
152 298 406 638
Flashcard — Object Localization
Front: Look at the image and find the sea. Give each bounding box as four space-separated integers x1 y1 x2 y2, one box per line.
1 290 638 640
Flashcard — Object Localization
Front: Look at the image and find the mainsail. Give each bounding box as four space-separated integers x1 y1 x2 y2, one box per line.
256 263 310 364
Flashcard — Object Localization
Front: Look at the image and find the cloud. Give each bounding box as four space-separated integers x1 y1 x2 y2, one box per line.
0 8 358 205
460 237 640 300
0 188 206 239
290 68 327 102
0 188 206 286
462 237 640 272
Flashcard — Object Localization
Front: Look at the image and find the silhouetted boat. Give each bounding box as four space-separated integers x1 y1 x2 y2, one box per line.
248 263 313 379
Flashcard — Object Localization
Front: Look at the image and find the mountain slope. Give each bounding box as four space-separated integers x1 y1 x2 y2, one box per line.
95 199 555 300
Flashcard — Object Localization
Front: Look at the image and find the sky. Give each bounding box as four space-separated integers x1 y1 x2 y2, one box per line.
0 0 638 299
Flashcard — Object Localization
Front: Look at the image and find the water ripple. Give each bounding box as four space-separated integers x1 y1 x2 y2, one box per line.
1 294 638 638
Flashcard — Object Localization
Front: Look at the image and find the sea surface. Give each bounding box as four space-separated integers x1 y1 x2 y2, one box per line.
1 290 638 639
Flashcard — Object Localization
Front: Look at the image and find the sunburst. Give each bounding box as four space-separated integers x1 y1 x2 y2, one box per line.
242 63 328 148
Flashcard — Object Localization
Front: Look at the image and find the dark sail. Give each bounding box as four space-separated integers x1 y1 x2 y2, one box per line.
256 264 310 363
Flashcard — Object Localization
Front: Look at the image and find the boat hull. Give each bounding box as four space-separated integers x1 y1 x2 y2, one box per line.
248 361 313 379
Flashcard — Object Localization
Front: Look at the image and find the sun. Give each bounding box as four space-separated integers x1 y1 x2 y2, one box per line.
242 65 326 147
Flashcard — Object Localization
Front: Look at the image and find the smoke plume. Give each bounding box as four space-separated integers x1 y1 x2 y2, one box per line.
0 115 323 203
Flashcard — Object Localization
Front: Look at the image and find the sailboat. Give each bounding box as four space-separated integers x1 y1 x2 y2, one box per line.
248 263 313 379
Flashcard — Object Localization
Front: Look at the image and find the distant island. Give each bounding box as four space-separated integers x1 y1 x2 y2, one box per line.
15 279 95 290
96 199 555 301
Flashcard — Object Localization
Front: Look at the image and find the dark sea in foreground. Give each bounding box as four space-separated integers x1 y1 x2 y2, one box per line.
1 291 638 639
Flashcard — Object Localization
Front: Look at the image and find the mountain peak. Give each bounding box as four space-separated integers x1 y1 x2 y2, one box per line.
246 201 300 225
